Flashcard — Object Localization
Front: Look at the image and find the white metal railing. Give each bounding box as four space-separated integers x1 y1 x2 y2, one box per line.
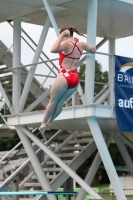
3 51 114 106
3 51 113 73
0 25 115 109
0 129 63 191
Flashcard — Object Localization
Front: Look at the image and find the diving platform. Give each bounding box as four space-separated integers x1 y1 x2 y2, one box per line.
0 0 133 200
7 104 117 132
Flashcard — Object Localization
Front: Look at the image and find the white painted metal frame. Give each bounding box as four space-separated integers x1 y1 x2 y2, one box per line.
16 127 56 200
20 126 103 200
87 117 126 200
108 39 115 106
85 0 97 104
0 82 14 114
19 15 51 112
114 135 133 176
117 133 133 149
76 133 114 200
23 88 50 113
12 18 21 114
0 1 128 199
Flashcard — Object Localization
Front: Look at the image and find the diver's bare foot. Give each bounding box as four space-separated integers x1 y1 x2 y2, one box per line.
39 122 50 134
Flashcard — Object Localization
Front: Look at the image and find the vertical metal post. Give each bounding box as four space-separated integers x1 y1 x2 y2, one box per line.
114 135 133 176
76 133 113 200
13 18 21 114
16 127 56 200
112 192 115 200
87 117 126 200
19 16 51 112
16 175 19 200
85 0 97 104
108 38 115 106
72 92 76 106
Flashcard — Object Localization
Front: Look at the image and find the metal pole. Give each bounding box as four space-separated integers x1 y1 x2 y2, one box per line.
43 0 59 36
4 51 112 73
4 59 58 72
23 88 50 113
0 82 14 114
0 130 63 191
114 135 133 176
20 126 103 200
19 16 51 112
87 117 126 200
96 38 108 49
108 38 115 106
12 18 21 114
0 141 22 162
16 127 56 200
85 0 98 104
76 133 114 200
116 133 133 149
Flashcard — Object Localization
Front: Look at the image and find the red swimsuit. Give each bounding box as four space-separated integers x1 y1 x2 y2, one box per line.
58 41 82 89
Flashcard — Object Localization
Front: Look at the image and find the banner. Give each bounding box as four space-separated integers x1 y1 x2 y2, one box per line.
115 55 133 132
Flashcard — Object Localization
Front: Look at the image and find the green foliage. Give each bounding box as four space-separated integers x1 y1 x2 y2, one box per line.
78 61 108 95
109 143 133 166
0 133 20 151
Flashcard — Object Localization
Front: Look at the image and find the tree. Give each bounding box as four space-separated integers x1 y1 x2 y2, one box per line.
78 60 108 95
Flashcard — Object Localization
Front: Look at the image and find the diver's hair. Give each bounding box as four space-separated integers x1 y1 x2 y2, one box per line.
60 24 87 38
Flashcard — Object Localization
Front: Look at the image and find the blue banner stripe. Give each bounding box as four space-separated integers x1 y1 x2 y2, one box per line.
115 55 133 132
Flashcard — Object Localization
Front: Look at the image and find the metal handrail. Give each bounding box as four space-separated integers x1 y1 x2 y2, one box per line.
0 39 50 103
0 145 24 169
0 129 63 190
3 51 113 73
0 40 13 58
94 85 109 102
0 141 22 163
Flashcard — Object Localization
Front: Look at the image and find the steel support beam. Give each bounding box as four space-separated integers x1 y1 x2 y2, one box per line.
108 38 115 106
20 126 103 200
43 0 59 36
16 127 56 200
96 37 108 49
7 105 116 127
76 133 114 200
114 135 133 176
87 117 126 200
23 88 50 112
0 82 14 114
19 16 51 112
116 133 133 149
12 18 21 114
0 130 63 191
85 0 98 104
94 88 110 104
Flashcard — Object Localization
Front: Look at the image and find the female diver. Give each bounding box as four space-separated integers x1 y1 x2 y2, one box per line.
39 25 96 134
